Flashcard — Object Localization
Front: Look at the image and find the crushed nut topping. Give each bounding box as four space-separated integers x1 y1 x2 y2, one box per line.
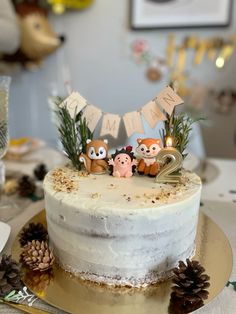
52 168 76 192
91 193 101 199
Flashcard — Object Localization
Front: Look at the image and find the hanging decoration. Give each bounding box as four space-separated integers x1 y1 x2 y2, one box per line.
167 35 236 96
131 40 166 82
61 86 183 139
210 89 236 115
131 35 236 96
47 0 95 14
0 1 65 72
12 0 95 14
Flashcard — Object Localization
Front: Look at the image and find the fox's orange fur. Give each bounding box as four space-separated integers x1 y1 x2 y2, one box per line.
136 138 161 177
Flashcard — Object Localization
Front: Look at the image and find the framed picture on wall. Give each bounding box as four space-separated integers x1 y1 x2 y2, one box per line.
130 0 232 29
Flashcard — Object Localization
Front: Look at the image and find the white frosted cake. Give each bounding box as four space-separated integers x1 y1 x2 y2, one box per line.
44 166 201 287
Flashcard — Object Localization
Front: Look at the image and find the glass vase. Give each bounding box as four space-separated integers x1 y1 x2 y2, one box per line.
0 76 19 222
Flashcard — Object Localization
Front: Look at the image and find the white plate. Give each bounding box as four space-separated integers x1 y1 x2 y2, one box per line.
5 146 67 176
0 221 11 253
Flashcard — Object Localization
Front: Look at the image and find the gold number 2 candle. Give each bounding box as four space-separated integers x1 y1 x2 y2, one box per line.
155 137 183 184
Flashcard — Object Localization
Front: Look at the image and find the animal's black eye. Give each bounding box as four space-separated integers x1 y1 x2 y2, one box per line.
34 23 41 29
91 151 94 155
141 148 144 151
100 150 103 154
152 147 156 150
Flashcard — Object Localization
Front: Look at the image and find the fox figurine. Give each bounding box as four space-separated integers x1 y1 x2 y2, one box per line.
136 138 161 177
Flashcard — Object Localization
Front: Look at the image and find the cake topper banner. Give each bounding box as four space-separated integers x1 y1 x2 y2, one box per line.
123 111 144 137
154 86 184 116
61 86 183 137
141 100 167 128
100 113 121 138
60 92 87 117
82 104 102 132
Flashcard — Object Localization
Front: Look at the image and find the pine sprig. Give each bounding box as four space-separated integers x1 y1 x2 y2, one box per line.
57 106 81 170
56 103 93 170
160 108 204 159
226 281 236 291
76 112 93 154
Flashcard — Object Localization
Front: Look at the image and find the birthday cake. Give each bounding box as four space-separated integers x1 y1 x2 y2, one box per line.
44 164 201 287
43 86 202 287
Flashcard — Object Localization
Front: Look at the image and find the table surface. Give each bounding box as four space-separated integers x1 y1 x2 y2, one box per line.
1 157 236 314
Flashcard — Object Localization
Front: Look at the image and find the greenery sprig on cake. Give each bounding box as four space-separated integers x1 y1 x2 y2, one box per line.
56 105 93 170
160 108 203 159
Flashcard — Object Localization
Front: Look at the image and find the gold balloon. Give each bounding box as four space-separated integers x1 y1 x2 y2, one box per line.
48 0 94 14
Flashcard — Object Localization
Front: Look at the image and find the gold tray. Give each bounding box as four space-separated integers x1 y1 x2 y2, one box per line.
12 210 233 314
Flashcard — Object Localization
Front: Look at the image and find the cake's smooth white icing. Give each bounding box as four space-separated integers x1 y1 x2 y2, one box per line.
44 166 201 287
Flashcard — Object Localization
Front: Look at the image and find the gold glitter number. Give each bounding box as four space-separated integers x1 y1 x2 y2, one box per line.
156 148 182 184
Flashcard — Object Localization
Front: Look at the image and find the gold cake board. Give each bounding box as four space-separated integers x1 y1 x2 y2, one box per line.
11 210 233 314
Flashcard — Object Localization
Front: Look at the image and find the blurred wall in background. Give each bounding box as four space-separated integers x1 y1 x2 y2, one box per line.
9 0 236 158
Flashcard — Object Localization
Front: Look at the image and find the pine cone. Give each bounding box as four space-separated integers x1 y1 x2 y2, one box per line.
34 164 48 181
170 259 210 313
21 240 55 272
19 223 48 247
0 255 23 297
169 293 203 314
18 175 36 197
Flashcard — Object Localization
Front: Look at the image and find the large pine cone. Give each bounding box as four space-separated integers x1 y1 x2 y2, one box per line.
0 255 23 297
21 240 55 272
170 259 210 313
19 222 48 247
18 175 36 197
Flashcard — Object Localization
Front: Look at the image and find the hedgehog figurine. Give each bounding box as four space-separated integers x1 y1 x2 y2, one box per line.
108 146 137 178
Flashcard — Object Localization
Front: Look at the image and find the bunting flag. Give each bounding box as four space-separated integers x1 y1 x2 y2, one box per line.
141 100 167 128
63 86 183 138
60 92 87 118
100 113 121 138
154 86 184 115
123 111 144 137
82 104 102 132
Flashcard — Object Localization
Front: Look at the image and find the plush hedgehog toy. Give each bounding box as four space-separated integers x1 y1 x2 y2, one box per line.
108 146 137 178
